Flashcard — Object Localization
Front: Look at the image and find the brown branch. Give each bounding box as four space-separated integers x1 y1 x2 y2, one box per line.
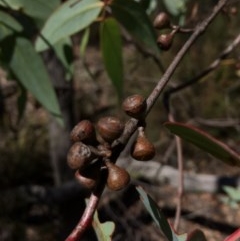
65 0 228 240
163 32 240 111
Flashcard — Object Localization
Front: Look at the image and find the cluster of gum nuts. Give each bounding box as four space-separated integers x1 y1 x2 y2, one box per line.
67 94 156 191
153 12 181 51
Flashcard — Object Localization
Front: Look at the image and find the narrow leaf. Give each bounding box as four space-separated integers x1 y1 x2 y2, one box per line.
111 0 159 55
92 211 115 241
35 0 103 52
223 186 240 202
136 186 187 241
10 37 63 124
187 229 207 241
53 37 73 80
164 122 240 167
100 17 123 99
0 0 60 20
80 27 90 58
0 10 23 41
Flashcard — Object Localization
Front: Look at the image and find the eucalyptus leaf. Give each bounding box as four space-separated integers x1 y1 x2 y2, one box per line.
223 186 240 202
137 186 188 241
111 0 159 55
0 0 60 20
100 17 123 99
162 0 187 16
35 0 103 52
92 211 115 241
80 27 90 58
0 10 22 41
10 37 63 124
54 37 73 80
165 122 240 167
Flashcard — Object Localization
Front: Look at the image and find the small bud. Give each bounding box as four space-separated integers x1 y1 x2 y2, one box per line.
157 30 176 51
67 142 96 169
105 161 130 191
153 12 171 30
70 120 96 144
131 127 155 161
122 94 146 119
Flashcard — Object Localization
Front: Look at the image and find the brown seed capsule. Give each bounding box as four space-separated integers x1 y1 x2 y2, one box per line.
131 128 155 161
97 116 124 143
70 120 96 144
157 32 174 51
67 142 96 170
105 161 130 191
122 94 146 119
75 162 101 189
153 12 171 30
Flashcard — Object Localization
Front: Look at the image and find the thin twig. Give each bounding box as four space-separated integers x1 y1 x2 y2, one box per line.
174 135 183 231
168 112 183 231
65 1 228 240
163 32 240 111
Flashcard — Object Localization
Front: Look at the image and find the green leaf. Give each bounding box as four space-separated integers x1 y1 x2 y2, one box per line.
92 211 115 241
0 0 60 20
187 229 207 241
35 0 103 52
223 186 240 202
111 0 159 55
136 186 172 239
10 37 63 124
136 186 187 241
80 27 90 58
53 37 73 81
164 122 240 167
100 17 123 99
0 10 23 41
162 0 187 16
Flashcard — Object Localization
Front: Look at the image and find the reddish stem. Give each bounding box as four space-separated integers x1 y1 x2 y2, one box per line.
65 183 105 241
224 228 240 241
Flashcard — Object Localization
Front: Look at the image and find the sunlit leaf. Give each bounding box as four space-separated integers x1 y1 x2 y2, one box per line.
0 10 22 41
111 0 159 55
187 229 207 241
0 0 60 20
35 0 103 52
164 122 240 167
100 17 123 99
10 37 63 124
92 211 115 241
136 186 187 241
